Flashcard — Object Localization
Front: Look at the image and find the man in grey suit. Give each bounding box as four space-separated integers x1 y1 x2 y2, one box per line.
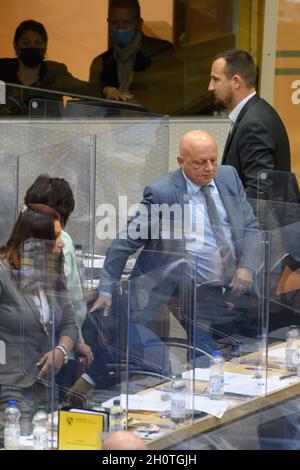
91 130 259 353
208 49 291 201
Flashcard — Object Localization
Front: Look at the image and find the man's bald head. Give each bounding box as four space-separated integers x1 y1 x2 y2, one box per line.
179 130 217 156
177 130 218 186
103 431 147 450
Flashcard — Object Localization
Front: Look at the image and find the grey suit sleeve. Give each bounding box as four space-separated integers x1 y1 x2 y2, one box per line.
56 295 79 346
100 184 158 294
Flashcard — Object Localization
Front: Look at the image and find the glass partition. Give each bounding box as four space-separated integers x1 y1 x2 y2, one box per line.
9 194 300 449
75 195 270 450
257 170 300 332
248 170 300 451
0 238 76 449
0 154 18 246
94 117 169 257
29 97 149 119
16 135 96 254
0 83 149 119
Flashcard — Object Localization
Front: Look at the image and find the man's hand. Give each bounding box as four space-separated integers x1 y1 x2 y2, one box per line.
229 267 253 296
103 86 134 101
90 295 112 317
75 340 94 368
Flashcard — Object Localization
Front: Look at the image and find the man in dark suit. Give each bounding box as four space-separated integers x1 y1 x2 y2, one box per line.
208 49 291 201
89 0 183 114
91 130 259 348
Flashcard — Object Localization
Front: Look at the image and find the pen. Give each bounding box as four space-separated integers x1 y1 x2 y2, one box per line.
279 373 298 380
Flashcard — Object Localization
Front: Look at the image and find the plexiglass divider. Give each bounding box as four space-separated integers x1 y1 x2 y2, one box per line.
4 119 300 448
3 238 78 449
93 117 169 257
80 194 270 449
255 170 300 450
0 154 19 246
14 135 96 255
256 170 300 450
0 83 148 119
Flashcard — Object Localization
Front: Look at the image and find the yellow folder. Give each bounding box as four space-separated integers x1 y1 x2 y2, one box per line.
58 409 104 450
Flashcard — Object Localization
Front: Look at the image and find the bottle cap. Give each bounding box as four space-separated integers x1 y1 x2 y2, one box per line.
113 399 121 406
37 405 46 411
75 244 82 251
213 350 221 356
8 400 16 407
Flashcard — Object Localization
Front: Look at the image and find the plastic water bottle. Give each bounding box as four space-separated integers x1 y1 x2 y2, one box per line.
75 244 85 282
170 373 186 424
4 400 20 449
32 405 48 450
91 401 106 412
209 350 224 400
285 325 299 371
109 399 125 433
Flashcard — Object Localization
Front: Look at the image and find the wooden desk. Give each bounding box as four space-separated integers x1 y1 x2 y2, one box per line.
126 344 300 450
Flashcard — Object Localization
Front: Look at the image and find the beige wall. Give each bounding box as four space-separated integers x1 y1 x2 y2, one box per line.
0 0 172 82
140 0 172 23
274 0 300 172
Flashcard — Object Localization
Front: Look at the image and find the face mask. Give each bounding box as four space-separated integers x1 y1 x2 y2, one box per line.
111 29 136 46
19 47 45 68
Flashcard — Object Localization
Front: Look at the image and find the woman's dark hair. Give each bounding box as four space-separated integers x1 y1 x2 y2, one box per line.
109 0 141 19
14 19 48 45
25 175 75 226
0 203 60 269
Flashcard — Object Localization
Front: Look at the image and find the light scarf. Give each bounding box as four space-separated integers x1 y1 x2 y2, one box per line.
113 30 142 93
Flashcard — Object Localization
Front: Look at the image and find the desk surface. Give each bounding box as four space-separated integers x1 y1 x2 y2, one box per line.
125 343 300 450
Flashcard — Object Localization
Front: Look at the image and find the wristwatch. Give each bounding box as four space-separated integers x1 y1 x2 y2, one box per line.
55 344 69 364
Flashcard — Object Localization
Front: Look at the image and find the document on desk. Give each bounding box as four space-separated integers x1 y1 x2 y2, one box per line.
263 347 286 360
102 391 233 419
183 368 300 396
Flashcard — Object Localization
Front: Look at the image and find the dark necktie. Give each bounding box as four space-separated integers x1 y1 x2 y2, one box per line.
201 185 235 269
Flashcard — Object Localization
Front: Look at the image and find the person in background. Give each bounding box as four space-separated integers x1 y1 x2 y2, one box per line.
89 0 183 114
0 19 101 115
0 203 78 443
24 175 94 392
102 430 147 450
208 48 291 201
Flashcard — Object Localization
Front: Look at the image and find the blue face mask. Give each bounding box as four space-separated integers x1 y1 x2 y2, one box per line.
111 29 136 46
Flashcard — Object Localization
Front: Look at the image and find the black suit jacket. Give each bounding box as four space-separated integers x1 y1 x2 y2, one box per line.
89 34 184 115
222 94 291 199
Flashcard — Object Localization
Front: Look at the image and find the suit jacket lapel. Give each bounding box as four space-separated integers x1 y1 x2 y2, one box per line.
173 169 188 206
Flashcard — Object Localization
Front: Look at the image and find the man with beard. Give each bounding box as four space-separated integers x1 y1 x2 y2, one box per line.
208 49 291 201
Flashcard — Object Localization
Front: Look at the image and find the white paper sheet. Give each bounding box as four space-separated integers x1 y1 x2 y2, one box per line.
264 347 286 359
102 391 233 419
183 367 300 396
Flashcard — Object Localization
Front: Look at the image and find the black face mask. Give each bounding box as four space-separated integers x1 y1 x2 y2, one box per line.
19 47 45 68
